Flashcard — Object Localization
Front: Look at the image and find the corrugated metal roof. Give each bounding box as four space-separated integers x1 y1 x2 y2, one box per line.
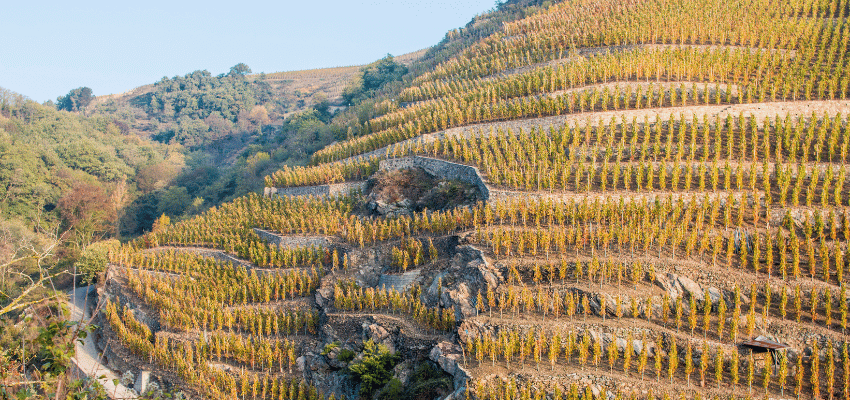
740 336 790 350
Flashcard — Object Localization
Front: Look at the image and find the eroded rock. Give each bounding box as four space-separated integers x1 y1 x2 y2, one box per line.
426 245 502 321
429 341 471 399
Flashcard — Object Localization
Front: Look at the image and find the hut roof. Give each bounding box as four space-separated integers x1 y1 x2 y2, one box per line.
740 336 790 351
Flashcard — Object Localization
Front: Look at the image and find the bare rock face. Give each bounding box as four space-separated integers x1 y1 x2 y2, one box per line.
457 320 495 344
364 167 483 218
315 286 334 309
363 322 395 353
429 341 471 399
426 245 502 320
370 198 415 218
655 272 723 304
393 360 414 386
347 248 383 288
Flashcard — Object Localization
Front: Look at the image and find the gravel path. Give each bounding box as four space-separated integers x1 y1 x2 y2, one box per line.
69 286 137 399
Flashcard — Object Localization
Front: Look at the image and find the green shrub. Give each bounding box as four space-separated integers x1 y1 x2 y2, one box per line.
322 341 340 356
377 378 404 400
405 362 452 398
337 349 356 363
348 340 400 397
75 239 119 284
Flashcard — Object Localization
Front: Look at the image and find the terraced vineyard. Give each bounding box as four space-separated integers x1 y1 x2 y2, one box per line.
101 0 850 398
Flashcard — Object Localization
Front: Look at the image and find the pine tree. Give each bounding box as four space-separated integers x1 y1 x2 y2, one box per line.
700 342 709 387
717 298 727 341
780 286 789 320
675 297 684 332
795 351 805 398
593 336 603 370
827 340 836 400
550 332 561 371
579 334 590 370
654 335 664 382
689 295 698 335
812 287 821 324
842 342 849 400
702 289 712 336
731 350 740 386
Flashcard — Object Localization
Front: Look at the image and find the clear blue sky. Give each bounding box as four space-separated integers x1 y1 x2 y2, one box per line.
1 0 495 103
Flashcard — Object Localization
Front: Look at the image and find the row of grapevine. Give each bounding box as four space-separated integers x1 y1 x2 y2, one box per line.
333 280 457 331
465 326 849 399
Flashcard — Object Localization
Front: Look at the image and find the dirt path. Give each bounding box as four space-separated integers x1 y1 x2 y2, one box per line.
68 286 137 399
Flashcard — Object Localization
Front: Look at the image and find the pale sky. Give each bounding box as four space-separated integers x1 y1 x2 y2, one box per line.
1 0 495 103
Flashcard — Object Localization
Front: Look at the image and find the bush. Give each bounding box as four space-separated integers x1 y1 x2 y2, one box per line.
377 378 404 400
348 340 400 397
337 348 356 363
405 362 453 398
74 239 120 284
321 341 340 356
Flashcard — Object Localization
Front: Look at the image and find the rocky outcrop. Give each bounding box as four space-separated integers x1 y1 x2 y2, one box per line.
655 272 723 304
364 322 395 353
426 245 502 320
100 268 160 332
363 166 484 217
429 341 471 400
379 156 490 201
347 248 384 288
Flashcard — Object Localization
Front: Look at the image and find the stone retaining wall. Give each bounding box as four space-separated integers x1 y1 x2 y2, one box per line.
378 156 489 200
378 269 421 292
264 181 366 198
253 228 332 249
264 156 489 200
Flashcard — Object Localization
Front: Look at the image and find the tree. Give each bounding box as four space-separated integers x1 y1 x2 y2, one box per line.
56 87 94 112
58 182 115 252
228 63 252 77
343 55 408 104
348 339 400 397
74 239 119 284
157 186 191 217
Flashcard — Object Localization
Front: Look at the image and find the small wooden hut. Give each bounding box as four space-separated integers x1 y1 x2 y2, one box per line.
739 336 791 371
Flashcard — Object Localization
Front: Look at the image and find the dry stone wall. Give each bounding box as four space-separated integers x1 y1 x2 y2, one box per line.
252 228 332 249
265 156 489 200
264 181 366 198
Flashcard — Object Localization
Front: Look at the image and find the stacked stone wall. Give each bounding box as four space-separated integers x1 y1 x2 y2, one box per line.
264 181 366 198
265 156 489 200
252 228 332 249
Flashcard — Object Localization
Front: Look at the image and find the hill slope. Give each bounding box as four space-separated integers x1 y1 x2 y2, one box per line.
97 0 850 399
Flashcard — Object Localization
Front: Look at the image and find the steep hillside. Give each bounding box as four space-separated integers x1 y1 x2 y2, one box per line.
97 0 850 399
